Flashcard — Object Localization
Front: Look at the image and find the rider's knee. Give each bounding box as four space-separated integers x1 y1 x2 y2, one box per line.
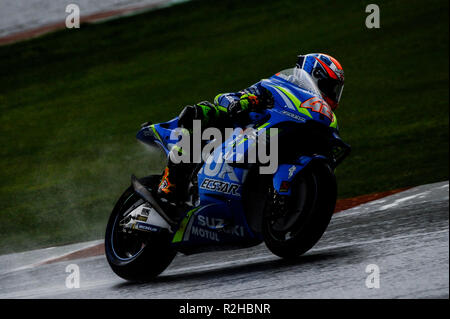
178 102 216 130
178 105 199 130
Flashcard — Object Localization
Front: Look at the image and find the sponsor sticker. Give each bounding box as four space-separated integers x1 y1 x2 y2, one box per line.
136 222 160 232
281 110 307 122
200 178 240 196
136 215 148 222
140 207 151 216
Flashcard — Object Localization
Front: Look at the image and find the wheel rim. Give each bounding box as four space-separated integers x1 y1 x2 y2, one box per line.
110 196 148 261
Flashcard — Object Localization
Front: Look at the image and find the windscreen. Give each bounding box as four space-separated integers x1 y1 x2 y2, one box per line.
278 67 323 98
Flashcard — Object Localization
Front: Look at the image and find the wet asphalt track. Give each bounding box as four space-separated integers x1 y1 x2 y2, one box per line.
0 181 448 299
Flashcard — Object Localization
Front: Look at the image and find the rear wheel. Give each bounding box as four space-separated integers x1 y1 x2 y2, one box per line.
105 175 176 281
262 162 336 258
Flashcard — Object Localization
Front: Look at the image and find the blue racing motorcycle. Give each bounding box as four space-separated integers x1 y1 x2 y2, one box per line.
105 69 351 281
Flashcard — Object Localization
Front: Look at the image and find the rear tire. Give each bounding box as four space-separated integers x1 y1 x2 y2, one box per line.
105 175 176 282
262 162 336 259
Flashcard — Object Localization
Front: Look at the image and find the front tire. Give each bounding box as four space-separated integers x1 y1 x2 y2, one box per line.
262 162 336 259
105 175 176 281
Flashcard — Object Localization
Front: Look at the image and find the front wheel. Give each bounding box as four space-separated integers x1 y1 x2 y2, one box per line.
262 162 337 259
105 175 176 282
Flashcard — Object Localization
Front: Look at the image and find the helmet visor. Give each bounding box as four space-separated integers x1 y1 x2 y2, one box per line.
317 77 344 105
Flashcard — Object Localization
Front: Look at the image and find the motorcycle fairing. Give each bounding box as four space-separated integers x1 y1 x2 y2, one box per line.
170 200 259 246
136 117 180 155
260 75 335 128
272 155 328 196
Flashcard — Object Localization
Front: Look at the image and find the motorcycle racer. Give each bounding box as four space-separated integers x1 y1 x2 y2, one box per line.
157 53 345 204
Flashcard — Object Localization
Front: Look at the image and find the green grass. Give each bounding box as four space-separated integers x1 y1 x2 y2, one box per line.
0 0 448 254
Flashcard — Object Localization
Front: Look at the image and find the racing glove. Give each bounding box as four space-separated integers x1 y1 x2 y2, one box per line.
227 93 262 121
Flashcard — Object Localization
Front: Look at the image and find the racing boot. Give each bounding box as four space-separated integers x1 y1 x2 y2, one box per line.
157 162 196 224
157 166 177 204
